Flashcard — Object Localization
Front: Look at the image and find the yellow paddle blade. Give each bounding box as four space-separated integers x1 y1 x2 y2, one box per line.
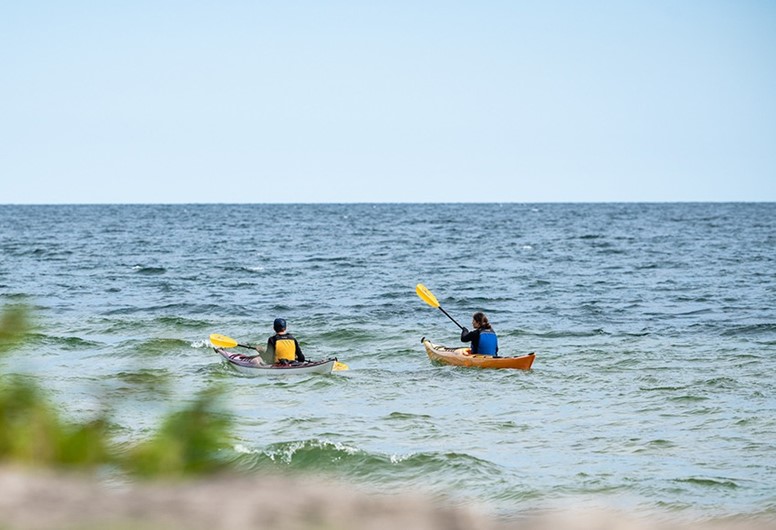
415 283 440 308
333 361 349 371
210 333 238 348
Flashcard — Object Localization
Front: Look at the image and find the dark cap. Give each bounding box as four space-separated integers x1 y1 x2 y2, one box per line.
273 318 287 332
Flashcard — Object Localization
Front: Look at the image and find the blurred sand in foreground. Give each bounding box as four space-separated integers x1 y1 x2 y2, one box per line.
0 468 773 530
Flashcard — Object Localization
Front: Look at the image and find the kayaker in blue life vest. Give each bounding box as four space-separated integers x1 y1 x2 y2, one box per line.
460 312 499 355
265 318 306 365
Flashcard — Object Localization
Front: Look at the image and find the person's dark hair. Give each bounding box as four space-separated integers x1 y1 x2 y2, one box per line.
472 312 492 330
273 318 287 332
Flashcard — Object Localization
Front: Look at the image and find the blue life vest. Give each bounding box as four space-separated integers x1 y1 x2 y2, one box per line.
476 330 498 355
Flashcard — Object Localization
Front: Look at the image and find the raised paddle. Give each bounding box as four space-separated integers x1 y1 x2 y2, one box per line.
209 333 349 371
415 284 465 330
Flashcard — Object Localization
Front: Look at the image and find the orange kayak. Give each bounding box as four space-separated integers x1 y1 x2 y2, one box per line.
422 338 535 370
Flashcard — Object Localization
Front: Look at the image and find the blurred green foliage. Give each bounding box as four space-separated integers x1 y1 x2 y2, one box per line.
0 304 30 354
0 304 234 477
127 386 232 478
0 376 111 467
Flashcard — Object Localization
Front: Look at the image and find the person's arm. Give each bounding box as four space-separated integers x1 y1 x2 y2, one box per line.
460 327 476 342
262 336 275 364
295 338 305 362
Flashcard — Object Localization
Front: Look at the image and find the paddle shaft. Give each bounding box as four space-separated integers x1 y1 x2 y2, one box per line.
438 306 464 330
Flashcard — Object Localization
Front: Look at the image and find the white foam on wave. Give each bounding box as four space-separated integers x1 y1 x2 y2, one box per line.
234 443 257 455
389 453 414 464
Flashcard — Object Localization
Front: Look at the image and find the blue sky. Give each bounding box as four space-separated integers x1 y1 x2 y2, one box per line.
1 1 775 203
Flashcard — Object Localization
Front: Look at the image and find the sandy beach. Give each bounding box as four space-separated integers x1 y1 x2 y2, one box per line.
1 467 774 530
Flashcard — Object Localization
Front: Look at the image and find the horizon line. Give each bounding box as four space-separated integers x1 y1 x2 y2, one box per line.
2 200 776 207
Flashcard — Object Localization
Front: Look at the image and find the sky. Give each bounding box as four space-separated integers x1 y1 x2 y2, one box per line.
1 1 775 203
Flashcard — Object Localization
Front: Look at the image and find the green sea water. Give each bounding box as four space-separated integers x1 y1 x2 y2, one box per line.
1 203 774 520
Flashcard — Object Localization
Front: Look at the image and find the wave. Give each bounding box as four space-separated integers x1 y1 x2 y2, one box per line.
91 318 154 333
675 477 740 489
3 247 75 259
509 329 608 339
113 337 195 357
384 411 433 421
701 377 739 389
103 303 218 316
25 333 102 350
219 265 267 274
640 385 688 392
155 315 213 329
113 369 172 391
231 438 504 486
721 323 776 337
667 395 710 403
131 265 167 275
85 315 209 330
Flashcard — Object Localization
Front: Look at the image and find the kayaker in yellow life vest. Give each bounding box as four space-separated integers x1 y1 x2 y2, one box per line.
266 318 306 365
460 312 499 355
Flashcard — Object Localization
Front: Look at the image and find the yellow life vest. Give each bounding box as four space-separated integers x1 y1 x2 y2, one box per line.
274 337 297 362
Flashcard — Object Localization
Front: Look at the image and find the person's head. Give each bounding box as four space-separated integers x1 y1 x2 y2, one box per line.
273 318 287 333
472 312 491 330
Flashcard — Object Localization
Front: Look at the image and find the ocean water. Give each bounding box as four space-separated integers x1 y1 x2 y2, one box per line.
1 203 774 521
